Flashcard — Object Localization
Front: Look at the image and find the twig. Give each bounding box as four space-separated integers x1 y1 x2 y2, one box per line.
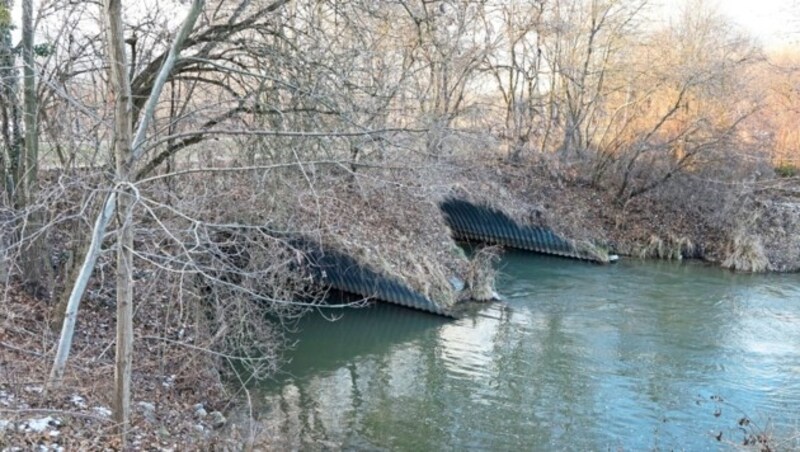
134 160 414 184
0 341 43 357
139 126 429 155
139 335 283 360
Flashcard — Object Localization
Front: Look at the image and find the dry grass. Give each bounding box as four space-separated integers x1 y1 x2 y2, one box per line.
458 246 502 301
637 234 696 260
750 199 800 272
722 230 770 273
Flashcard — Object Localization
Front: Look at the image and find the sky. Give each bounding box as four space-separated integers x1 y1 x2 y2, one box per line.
684 0 799 48
8 0 800 49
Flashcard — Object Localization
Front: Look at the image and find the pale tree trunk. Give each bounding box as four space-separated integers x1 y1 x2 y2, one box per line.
114 205 134 437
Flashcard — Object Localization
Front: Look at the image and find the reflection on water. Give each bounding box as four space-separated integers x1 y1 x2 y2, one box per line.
250 253 800 450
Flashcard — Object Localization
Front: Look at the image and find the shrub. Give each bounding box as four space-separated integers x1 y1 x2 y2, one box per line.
774 163 799 178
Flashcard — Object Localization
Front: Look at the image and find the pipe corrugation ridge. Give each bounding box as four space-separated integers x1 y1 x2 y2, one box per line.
440 198 603 263
288 237 455 318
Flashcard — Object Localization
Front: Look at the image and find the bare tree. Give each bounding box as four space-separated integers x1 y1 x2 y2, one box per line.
103 0 136 436
0 1 20 200
20 0 54 296
0 0 55 295
603 0 762 201
480 0 547 160
49 0 204 442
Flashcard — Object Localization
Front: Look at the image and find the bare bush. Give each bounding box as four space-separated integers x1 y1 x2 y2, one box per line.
459 246 502 302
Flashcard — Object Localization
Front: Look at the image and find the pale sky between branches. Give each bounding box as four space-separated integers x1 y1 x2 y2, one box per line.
8 0 800 49
696 0 798 47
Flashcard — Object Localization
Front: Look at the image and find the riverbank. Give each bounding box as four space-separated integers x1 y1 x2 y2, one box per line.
481 156 800 272
2 154 799 448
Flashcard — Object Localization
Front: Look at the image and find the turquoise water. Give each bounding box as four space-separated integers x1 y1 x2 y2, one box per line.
253 252 800 450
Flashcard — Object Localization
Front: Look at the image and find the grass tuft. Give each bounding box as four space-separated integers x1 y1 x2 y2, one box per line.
637 234 695 260
459 246 502 301
722 231 770 272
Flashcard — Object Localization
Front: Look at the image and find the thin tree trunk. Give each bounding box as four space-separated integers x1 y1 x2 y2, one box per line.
21 0 36 198
20 0 53 297
103 0 135 439
114 200 134 438
0 0 21 204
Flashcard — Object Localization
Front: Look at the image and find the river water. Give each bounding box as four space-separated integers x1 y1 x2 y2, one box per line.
253 252 800 450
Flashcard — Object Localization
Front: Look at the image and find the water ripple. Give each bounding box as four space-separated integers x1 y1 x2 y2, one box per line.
252 253 800 451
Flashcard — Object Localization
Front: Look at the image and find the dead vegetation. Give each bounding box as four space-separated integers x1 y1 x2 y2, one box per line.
0 282 244 449
637 234 696 260
143 158 502 310
3 148 511 447
2 147 800 448
722 230 770 273
1 0 798 447
460 150 800 274
458 245 502 301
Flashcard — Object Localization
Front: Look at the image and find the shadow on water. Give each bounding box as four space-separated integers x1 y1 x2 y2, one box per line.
273 293 449 381
249 251 800 450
